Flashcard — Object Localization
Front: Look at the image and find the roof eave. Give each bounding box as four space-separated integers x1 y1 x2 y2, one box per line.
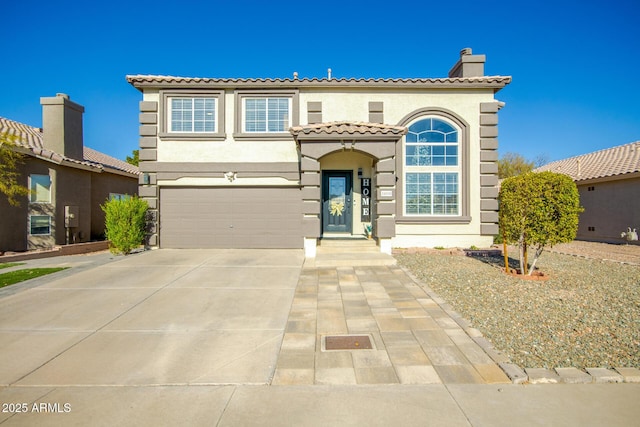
126 75 512 91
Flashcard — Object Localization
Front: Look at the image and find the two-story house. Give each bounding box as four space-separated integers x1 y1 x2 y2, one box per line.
0 94 139 253
127 48 511 257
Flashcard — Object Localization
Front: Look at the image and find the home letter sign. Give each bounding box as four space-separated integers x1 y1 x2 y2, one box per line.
361 178 371 222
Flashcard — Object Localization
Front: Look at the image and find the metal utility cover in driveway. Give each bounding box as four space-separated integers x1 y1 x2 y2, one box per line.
324 335 373 350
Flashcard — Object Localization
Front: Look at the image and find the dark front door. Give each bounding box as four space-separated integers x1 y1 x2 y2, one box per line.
322 171 353 234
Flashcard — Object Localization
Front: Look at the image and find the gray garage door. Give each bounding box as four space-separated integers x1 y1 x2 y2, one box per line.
159 187 303 249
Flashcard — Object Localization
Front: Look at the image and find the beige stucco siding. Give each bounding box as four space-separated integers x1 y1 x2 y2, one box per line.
298 89 496 248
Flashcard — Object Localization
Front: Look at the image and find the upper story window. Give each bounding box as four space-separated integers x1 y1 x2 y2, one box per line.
404 118 461 216
234 90 299 139
170 97 216 133
29 174 51 203
243 97 291 133
406 118 458 166
160 90 225 140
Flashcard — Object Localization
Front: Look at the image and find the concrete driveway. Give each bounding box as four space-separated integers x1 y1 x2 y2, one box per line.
2 249 639 426
0 249 304 387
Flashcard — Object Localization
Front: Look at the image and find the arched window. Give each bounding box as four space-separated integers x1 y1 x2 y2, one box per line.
404 117 460 215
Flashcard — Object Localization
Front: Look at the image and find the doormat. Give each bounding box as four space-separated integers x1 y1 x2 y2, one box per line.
323 335 373 351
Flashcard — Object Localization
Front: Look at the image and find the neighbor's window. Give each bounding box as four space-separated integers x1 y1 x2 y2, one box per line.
109 193 131 201
169 97 216 133
404 118 460 215
29 174 51 203
30 215 51 235
244 98 290 133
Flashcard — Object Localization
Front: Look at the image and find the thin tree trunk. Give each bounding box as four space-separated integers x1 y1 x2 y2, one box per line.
523 242 528 275
503 238 509 274
528 246 544 275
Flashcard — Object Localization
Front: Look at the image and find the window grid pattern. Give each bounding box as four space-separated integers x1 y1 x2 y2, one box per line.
245 98 289 132
406 118 458 166
170 98 216 133
406 173 459 215
405 118 460 216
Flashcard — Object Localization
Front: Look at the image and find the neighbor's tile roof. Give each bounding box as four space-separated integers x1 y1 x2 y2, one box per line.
0 117 139 176
535 141 640 182
290 121 408 137
126 74 511 90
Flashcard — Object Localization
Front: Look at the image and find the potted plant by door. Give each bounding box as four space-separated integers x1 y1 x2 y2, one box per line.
363 224 372 239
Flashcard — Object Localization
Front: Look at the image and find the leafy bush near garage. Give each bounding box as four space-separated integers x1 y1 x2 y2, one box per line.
101 196 148 255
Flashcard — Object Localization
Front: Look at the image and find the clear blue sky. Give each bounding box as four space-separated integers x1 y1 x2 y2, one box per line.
2 0 638 164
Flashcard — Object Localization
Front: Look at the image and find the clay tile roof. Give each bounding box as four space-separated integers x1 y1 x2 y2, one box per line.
290 121 407 137
126 74 511 89
0 117 139 176
535 141 640 182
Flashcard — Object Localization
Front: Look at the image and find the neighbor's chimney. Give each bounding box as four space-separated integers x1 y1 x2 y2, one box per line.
40 93 85 160
448 48 486 78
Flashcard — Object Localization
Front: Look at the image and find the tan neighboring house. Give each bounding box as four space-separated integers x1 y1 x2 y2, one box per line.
127 48 511 256
0 94 139 253
535 141 640 244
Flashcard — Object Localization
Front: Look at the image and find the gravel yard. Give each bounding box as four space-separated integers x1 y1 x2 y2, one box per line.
395 241 640 370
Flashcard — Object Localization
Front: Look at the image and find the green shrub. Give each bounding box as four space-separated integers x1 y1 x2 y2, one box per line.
499 171 583 274
101 196 148 255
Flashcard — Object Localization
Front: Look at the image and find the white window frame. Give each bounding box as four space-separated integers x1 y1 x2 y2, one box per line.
168 97 217 133
233 90 299 139
242 97 292 133
29 174 51 203
159 90 225 140
29 215 51 235
403 117 461 216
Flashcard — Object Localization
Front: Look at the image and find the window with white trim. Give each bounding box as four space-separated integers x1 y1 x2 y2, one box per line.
29 174 51 203
30 215 51 235
243 97 291 133
169 97 216 133
404 118 460 215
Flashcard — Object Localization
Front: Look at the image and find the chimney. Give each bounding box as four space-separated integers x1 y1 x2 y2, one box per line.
448 48 486 78
40 93 85 160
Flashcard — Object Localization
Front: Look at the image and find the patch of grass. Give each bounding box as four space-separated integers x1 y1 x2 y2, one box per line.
0 263 25 270
434 246 446 250
0 268 69 288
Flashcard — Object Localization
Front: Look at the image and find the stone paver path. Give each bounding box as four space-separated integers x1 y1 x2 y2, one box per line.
273 265 510 385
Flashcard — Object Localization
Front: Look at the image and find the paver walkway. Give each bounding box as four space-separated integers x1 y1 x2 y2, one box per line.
273 264 510 385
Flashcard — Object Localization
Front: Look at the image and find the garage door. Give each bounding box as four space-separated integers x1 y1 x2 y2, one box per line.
159 187 303 249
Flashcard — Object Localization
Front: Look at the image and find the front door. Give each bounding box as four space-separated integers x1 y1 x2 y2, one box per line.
322 171 353 234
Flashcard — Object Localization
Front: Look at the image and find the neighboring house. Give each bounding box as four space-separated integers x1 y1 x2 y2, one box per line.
127 48 511 256
0 93 139 253
535 141 640 244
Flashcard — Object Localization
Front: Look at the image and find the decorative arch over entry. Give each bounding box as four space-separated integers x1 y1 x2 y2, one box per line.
290 121 407 246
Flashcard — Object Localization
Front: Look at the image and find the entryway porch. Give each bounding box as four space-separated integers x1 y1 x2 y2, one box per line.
303 237 396 268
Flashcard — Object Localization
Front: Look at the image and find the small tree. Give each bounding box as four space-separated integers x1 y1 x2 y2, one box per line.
101 196 148 255
499 171 583 275
0 133 29 206
498 152 535 179
126 149 139 166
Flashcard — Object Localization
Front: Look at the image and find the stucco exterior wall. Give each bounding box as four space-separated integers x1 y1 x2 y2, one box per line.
0 156 138 252
137 79 504 250
0 163 29 252
576 176 640 244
